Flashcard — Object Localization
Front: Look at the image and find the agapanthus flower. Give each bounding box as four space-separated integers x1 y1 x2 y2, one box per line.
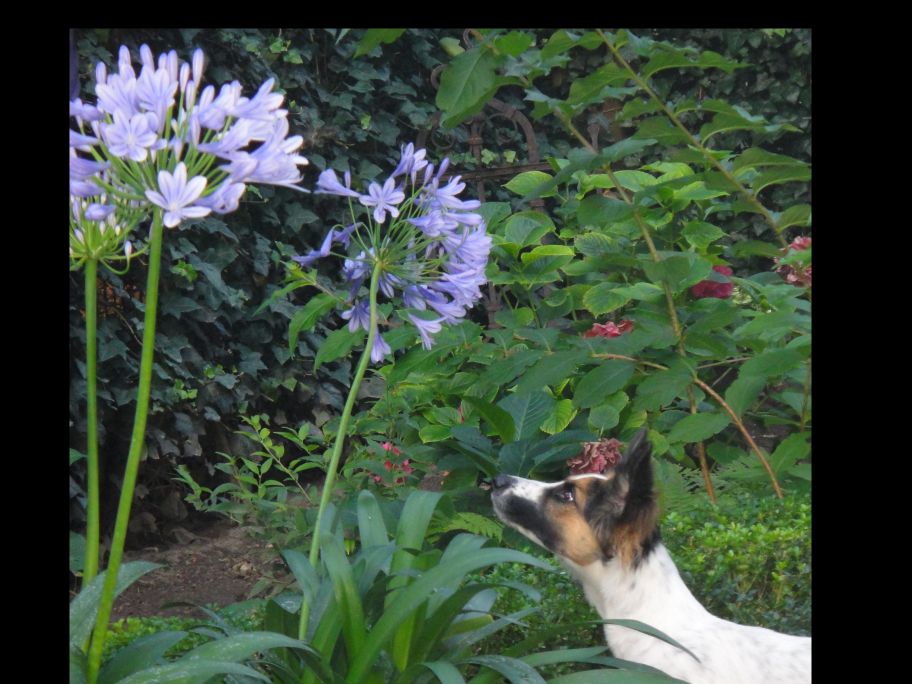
691 265 734 299
70 43 309 269
295 144 491 363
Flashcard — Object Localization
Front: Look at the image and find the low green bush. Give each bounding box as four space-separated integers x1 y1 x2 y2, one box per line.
480 490 810 655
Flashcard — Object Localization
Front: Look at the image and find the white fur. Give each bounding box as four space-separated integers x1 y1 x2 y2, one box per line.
565 547 811 684
493 475 811 684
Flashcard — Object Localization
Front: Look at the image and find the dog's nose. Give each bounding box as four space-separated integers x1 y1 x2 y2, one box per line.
491 474 513 491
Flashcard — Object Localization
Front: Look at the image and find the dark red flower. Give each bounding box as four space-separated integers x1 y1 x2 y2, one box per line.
401 459 414 475
691 265 734 299
383 459 394 471
567 438 623 474
584 319 635 339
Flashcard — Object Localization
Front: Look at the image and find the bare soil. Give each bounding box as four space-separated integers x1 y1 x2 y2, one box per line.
111 517 280 621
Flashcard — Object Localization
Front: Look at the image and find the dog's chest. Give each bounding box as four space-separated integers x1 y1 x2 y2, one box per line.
567 545 811 684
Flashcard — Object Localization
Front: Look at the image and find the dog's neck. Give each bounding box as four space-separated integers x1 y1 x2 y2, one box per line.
563 540 709 632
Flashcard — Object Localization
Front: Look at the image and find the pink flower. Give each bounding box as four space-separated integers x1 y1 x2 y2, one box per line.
401 459 414 475
567 438 622 474
584 319 635 339
775 236 812 288
691 265 734 299
382 441 402 456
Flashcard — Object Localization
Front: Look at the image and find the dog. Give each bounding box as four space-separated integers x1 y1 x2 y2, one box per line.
490 427 811 684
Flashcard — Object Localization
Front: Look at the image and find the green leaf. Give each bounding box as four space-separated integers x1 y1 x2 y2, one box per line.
540 399 578 435
634 365 692 412
514 351 587 394
288 293 337 356
520 244 575 275
751 166 811 195
566 63 631 107
483 348 544 386
499 391 555 440
419 423 453 443
770 432 810 476
354 29 406 57
423 661 467 684
666 412 731 443
116 661 271 684
503 211 555 246
463 396 516 442
98 632 188 684
577 195 633 227
70 532 86 573
683 221 726 250
642 253 711 293
776 204 812 232
321 534 367 660
634 116 689 145
642 49 743 79
574 361 635 408
70 561 162 650
314 327 365 372
495 31 534 56
436 47 498 127
588 403 620 431
357 490 389 549
503 172 556 198
574 232 614 257
467 655 546 684
70 448 85 465
740 349 803 378
724 374 766 418
733 147 809 172
582 283 631 315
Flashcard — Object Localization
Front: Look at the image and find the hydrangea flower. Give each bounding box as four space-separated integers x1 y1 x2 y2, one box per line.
691 265 734 299
69 43 309 269
297 143 492 362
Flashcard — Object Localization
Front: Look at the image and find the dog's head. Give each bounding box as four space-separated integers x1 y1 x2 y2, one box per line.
491 427 658 568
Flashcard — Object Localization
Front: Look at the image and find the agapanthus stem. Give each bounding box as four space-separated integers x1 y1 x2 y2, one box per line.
86 210 165 684
82 259 101 591
298 261 382 643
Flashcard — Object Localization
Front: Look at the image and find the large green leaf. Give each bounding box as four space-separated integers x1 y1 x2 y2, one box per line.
503 172 557 198
633 365 692 412
666 412 731 444
423 661 467 684
465 655 546 684
503 211 556 246
539 399 578 435
740 349 803 378
463 396 516 442
498 391 555 440
116 660 271 684
776 203 812 232
574 361 635 408
723 374 767 418
321 533 367 662
69 561 162 649
436 47 499 127
514 351 587 395
356 490 389 551
751 166 811 195
577 195 633 227
769 432 811 476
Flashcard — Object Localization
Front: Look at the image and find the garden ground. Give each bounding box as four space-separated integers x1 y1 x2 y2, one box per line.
111 517 277 620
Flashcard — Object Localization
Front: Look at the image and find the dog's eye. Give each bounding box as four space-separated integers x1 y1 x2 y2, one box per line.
557 488 574 503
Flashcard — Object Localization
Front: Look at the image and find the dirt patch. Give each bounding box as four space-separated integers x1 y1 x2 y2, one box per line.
112 517 282 621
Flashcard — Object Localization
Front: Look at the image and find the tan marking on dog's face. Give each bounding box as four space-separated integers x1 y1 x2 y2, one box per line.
544 475 613 565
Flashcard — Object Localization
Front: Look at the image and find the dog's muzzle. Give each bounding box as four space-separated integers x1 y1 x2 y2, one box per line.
491 474 516 492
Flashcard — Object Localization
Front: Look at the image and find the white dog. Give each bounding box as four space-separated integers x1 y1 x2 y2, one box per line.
491 428 811 684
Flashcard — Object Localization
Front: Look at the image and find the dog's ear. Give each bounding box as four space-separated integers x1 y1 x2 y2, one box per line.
586 428 657 563
616 427 654 505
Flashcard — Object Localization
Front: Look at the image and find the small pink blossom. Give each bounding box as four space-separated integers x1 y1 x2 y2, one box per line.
584 319 635 339
567 438 623 475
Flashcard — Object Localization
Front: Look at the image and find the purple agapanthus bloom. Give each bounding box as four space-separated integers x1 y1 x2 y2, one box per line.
292 143 490 360
70 41 310 258
371 332 391 364
341 300 371 332
145 162 211 228
359 178 405 224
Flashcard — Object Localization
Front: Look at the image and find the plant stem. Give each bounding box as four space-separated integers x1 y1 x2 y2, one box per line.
86 210 165 684
83 259 100 590
298 261 382 642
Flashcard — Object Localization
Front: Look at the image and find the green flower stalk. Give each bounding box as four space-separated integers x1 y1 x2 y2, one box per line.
70 42 309 684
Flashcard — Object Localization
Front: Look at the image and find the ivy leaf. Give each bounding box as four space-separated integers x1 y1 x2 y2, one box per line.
354 29 406 58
